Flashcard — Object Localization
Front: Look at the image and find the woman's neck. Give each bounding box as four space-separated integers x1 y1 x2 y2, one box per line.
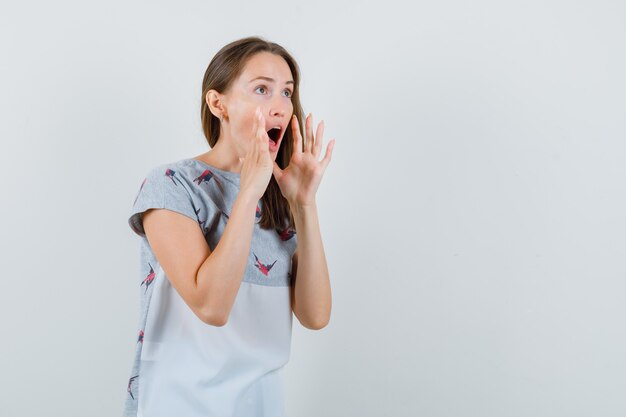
193 139 244 174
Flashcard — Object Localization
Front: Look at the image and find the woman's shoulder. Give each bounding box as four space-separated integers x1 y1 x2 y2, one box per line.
141 158 211 188
145 157 193 178
129 157 229 238
148 158 238 186
134 156 239 213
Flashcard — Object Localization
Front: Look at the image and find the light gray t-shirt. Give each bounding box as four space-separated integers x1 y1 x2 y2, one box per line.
122 157 297 417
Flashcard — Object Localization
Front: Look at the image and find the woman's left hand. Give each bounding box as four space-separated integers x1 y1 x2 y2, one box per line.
272 113 335 207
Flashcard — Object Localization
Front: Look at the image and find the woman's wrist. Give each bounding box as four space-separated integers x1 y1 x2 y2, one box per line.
237 188 261 207
289 199 317 217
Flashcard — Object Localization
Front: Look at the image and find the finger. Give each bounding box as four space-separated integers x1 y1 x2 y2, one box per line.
257 111 270 161
256 111 263 162
260 133 270 159
246 110 256 162
320 138 335 171
252 110 263 157
256 107 264 139
252 106 259 137
305 113 313 153
313 120 324 159
256 110 263 141
258 110 269 142
246 129 256 161
250 129 258 162
291 115 303 153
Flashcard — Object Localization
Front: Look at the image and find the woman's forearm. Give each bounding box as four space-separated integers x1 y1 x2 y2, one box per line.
290 202 332 329
196 190 258 325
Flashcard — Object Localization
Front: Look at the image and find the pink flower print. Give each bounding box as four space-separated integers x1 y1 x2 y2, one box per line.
140 263 155 294
193 169 224 193
276 227 295 241
165 168 180 185
253 252 277 276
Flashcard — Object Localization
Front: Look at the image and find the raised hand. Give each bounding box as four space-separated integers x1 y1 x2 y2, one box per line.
272 113 335 207
240 107 274 200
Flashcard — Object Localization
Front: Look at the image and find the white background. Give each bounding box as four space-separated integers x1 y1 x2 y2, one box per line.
1 1 625 416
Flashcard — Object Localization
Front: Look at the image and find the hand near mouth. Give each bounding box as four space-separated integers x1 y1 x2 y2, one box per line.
272 113 335 207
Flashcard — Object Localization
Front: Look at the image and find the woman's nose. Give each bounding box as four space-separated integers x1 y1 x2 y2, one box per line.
269 106 285 118
269 98 287 118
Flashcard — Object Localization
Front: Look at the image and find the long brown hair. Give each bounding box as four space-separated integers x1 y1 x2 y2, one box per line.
200 36 304 231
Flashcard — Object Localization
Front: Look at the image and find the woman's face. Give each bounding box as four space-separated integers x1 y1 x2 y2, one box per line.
219 51 295 159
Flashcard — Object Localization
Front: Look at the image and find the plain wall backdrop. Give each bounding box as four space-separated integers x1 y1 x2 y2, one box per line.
1 0 625 416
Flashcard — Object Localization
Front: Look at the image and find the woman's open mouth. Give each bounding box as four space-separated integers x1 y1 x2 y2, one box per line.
266 126 283 151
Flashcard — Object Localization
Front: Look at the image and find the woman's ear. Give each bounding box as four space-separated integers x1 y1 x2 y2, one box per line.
206 89 228 121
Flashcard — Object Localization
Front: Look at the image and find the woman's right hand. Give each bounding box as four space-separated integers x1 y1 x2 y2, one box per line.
239 106 274 200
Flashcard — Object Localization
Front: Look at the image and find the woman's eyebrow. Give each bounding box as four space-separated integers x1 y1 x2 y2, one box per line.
249 76 294 85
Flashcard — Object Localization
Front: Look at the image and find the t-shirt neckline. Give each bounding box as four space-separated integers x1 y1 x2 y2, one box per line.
185 158 241 185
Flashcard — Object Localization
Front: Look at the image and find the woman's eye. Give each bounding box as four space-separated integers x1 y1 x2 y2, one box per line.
255 85 293 98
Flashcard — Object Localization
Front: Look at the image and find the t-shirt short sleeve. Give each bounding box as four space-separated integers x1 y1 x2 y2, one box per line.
128 165 200 238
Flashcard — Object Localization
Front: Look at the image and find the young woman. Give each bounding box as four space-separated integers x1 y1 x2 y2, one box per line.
122 36 335 417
